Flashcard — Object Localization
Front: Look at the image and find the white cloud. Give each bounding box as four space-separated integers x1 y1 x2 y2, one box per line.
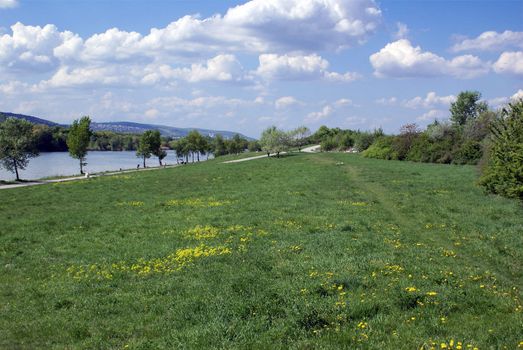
512 89 523 101
334 98 353 107
142 54 245 84
493 51 523 77
488 89 523 108
375 97 397 105
370 39 489 79
417 109 447 122
0 0 17 9
452 30 523 52
403 92 456 109
0 0 381 74
256 53 359 82
394 22 409 40
275 96 300 109
305 105 333 123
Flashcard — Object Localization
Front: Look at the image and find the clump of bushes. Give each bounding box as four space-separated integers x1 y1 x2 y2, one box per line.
479 100 523 200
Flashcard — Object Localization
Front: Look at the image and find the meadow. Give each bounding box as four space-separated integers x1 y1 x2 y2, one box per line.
1 152 522 349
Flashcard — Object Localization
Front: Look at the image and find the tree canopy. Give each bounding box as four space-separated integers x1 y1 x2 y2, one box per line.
0 117 39 181
67 116 92 174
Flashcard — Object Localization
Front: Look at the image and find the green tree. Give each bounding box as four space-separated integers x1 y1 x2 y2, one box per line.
67 116 92 175
450 91 488 126
259 126 289 157
136 130 159 168
148 130 165 165
213 134 228 157
0 118 39 181
290 126 311 151
479 100 523 200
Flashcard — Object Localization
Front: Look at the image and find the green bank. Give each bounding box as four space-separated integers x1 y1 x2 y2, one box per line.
1 153 522 349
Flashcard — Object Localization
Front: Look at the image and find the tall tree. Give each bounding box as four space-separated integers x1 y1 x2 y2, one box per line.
136 130 159 168
450 91 488 126
148 130 165 165
0 118 39 181
67 116 92 175
213 134 228 157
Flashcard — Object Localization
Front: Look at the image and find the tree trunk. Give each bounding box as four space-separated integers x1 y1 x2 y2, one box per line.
159 158 162 166
143 155 146 168
79 158 84 175
13 159 20 181
197 153 200 162
267 152 270 157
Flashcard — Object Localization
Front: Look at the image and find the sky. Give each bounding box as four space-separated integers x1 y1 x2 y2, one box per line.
0 0 522 138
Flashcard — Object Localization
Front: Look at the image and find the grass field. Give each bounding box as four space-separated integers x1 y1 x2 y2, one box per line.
1 153 522 349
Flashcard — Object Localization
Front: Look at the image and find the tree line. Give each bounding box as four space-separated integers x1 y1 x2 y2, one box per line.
355 91 522 200
0 115 252 181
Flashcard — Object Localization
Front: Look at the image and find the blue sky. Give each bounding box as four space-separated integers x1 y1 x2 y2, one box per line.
0 0 522 138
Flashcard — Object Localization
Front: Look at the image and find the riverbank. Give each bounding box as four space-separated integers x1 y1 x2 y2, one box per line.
0 163 181 190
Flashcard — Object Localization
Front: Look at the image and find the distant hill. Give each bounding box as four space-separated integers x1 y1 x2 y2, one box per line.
0 112 252 140
0 112 61 127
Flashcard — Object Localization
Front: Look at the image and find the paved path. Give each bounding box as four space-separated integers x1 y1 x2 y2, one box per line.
301 145 321 153
222 145 320 164
0 164 180 191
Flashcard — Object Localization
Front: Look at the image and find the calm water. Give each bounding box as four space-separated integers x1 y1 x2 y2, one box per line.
0 151 188 180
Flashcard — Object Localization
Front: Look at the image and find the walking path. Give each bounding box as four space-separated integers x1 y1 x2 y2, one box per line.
1 146 321 189
0 164 180 191
222 145 320 164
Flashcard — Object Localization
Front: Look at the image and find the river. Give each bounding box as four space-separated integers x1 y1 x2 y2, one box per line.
0 150 193 181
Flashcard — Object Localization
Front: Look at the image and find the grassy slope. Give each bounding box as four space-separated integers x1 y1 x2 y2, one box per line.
0 153 522 349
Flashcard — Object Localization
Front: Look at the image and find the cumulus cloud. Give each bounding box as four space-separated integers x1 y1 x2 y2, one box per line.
493 51 523 76
369 39 489 79
256 53 359 81
417 109 447 122
275 96 301 109
142 54 245 84
452 30 523 52
375 97 397 105
305 105 333 123
403 92 456 109
0 0 17 8
0 0 381 74
488 89 523 108
394 22 409 40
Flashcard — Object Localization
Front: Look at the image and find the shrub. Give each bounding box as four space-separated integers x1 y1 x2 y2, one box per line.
479 100 523 200
362 137 398 160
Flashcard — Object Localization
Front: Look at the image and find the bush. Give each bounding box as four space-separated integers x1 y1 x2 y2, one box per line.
355 132 375 152
479 100 523 200
362 137 398 160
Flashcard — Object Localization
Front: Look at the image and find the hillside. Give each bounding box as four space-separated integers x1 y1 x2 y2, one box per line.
0 112 251 139
1 153 522 349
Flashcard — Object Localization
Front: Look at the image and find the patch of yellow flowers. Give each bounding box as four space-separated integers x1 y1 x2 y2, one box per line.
164 198 232 208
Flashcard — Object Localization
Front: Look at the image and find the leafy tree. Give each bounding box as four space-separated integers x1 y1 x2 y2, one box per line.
259 126 289 157
450 91 488 126
147 130 165 165
136 130 159 168
290 126 311 151
0 118 39 181
67 116 92 175
394 123 421 160
248 140 262 152
213 134 228 157
479 100 523 200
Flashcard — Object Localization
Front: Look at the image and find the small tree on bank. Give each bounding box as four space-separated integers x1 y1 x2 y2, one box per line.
0 118 39 181
137 130 160 168
260 126 289 157
67 116 92 175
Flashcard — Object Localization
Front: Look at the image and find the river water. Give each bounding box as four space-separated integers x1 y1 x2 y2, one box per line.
0 150 188 180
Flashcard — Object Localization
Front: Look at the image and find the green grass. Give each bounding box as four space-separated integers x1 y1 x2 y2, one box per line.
1 153 522 349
